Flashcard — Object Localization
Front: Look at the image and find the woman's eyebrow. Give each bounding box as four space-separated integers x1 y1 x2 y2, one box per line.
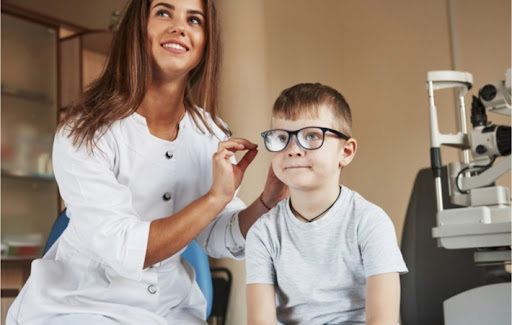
189 9 205 18
153 2 174 10
152 2 205 18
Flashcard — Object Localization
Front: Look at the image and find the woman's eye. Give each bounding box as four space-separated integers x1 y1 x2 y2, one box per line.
189 16 202 25
156 10 170 18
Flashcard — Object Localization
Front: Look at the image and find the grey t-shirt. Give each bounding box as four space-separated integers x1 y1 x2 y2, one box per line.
246 186 408 325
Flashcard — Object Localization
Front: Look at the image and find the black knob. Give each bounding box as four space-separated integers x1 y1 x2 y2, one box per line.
475 145 487 154
479 84 497 102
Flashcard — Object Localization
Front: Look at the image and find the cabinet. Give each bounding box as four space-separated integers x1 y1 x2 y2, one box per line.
1 14 112 257
1 11 59 324
59 30 113 113
1 7 112 322
1 12 59 260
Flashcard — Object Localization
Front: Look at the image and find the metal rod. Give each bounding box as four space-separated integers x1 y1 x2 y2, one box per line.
457 90 471 165
435 177 444 213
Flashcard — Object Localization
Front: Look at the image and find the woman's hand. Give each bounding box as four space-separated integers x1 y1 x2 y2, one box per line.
146 138 256 268
237 164 289 238
261 165 289 207
209 138 258 204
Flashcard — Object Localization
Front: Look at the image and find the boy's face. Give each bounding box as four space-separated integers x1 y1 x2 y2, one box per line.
270 106 356 192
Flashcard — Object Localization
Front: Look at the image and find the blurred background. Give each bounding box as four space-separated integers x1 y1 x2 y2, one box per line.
1 0 510 324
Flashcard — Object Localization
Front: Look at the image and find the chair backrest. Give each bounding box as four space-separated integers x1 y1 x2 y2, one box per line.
400 167 488 325
208 267 232 325
44 209 213 317
43 209 70 254
181 240 214 317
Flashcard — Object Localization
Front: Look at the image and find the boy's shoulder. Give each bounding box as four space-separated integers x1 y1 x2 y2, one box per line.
341 186 389 221
249 198 289 233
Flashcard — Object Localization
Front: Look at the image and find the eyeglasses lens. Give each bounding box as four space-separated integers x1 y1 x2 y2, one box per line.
265 130 289 152
265 128 325 152
298 128 324 150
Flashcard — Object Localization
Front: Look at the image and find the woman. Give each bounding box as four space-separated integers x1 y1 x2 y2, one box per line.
7 0 286 324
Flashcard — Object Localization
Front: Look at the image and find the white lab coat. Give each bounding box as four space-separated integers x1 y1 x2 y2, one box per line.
7 111 246 324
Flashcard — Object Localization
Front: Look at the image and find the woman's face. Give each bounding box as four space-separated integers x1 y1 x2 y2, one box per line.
147 0 206 81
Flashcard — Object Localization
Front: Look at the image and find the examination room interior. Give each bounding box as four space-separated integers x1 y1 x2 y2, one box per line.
1 0 510 324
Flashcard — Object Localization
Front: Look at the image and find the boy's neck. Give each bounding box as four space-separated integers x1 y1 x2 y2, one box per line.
289 184 341 222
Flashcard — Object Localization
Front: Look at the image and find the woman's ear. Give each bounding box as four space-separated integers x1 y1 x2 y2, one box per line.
339 138 357 168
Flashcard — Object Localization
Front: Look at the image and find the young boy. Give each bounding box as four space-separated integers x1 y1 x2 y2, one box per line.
246 83 408 325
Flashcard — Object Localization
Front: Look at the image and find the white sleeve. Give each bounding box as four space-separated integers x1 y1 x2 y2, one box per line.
194 191 246 259
52 127 150 281
225 210 246 258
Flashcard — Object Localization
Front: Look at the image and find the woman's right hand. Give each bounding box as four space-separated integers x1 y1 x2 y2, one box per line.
209 138 258 204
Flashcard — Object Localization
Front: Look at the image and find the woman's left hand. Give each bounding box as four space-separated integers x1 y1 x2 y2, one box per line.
261 165 289 207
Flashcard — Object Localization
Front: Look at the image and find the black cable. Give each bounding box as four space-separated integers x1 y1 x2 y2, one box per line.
455 156 497 194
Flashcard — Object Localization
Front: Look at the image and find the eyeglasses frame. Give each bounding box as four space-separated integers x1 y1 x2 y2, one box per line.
260 126 350 152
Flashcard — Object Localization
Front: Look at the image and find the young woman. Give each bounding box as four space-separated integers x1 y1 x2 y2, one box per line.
7 0 286 324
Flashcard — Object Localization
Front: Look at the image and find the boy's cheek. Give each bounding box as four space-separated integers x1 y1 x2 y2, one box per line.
271 159 286 182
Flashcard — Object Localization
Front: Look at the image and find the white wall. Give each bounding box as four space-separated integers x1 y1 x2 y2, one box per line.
214 1 511 324
213 1 269 324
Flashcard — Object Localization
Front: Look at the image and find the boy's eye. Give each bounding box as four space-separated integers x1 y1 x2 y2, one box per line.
304 132 321 141
277 135 288 143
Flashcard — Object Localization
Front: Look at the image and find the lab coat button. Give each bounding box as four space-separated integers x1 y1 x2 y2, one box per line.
165 150 173 159
148 285 158 294
163 192 172 201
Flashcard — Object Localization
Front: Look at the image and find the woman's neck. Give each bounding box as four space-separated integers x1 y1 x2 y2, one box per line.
289 184 341 222
137 81 187 141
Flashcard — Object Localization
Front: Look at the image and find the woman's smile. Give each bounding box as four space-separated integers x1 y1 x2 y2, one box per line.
161 39 189 53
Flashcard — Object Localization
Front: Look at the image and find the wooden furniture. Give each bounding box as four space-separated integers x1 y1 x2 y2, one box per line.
1 8 60 279
59 29 113 117
1 5 112 324
1 258 32 323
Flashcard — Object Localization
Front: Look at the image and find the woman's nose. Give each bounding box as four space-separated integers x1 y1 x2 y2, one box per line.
169 17 186 35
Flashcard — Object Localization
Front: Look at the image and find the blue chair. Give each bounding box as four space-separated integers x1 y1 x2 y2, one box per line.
181 240 213 317
43 209 70 253
43 209 213 317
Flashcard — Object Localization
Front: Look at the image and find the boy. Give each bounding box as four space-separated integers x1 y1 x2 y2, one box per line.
246 83 408 325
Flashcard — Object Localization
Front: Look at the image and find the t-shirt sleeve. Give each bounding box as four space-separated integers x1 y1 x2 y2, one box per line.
357 206 408 278
245 216 276 285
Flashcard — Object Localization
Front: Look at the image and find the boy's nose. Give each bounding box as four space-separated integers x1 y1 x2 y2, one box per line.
286 135 304 156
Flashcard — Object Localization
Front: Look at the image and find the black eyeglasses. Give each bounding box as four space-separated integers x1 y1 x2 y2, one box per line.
260 126 349 152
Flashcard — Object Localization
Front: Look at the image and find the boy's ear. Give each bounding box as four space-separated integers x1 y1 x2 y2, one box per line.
339 138 357 168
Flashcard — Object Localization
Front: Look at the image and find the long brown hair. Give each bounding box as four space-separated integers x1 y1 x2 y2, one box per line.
59 0 228 151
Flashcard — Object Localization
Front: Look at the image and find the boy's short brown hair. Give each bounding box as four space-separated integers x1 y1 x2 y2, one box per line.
272 83 352 136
